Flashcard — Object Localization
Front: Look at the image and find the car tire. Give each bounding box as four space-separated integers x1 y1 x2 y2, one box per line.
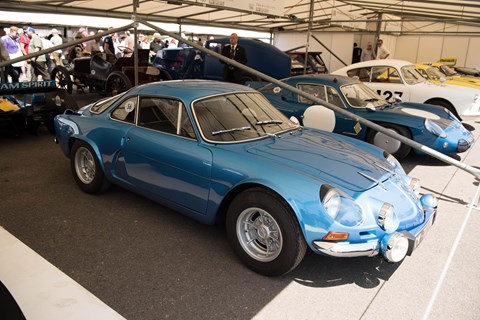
51 66 73 94
226 187 307 276
71 140 111 194
366 124 411 160
105 71 132 96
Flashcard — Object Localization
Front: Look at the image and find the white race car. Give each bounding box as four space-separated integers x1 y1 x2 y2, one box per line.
333 59 480 119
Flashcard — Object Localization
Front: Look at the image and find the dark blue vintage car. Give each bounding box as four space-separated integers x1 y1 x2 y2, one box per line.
255 75 474 159
54 80 437 276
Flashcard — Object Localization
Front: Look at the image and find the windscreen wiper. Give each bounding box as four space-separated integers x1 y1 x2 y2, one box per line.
212 126 251 136
256 120 283 125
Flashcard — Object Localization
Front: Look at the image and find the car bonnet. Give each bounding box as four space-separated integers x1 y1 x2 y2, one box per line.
246 129 394 192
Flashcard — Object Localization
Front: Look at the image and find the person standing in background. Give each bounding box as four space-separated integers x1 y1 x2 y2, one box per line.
123 30 135 57
1 26 21 82
50 28 63 66
352 42 362 64
27 26 50 80
18 27 31 81
220 33 247 84
102 29 116 62
361 42 376 62
376 39 390 59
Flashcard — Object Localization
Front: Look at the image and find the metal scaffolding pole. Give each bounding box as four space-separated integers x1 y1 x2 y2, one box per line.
135 17 480 180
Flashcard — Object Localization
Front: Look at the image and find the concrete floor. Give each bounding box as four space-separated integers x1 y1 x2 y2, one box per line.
0 102 479 320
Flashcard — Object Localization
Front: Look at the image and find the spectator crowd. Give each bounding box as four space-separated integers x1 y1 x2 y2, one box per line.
0 25 192 83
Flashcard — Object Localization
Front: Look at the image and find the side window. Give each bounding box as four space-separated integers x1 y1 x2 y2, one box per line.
347 68 371 82
111 97 137 124
371 67 402 83
298 84 326 104
326 87 345 108
138 97 196 139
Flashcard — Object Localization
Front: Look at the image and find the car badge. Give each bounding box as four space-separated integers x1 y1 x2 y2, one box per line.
353 122 362 134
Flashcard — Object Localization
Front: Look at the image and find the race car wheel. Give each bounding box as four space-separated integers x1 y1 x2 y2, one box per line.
366 124 411 160
226 187 307 276
51 66 73 94
105 71 132 96
71 140 110 194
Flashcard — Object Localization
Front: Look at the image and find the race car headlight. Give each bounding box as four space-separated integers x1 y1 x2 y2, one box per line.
405 176 421 197
320 185 364 227
425 119 447 138
383 151 405 175
378 202 395 230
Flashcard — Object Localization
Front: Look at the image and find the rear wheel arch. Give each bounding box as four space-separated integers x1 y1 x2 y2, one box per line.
365 122 412 160
424 98 461 120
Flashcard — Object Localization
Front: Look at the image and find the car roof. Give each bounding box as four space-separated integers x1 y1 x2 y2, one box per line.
129 80 256 100
338 59 415 70
284 74 359 86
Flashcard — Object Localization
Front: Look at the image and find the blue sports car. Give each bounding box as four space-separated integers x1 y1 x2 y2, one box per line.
54 80 437 276
255 75 474 159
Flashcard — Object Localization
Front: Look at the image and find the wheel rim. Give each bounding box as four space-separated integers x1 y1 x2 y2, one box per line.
236 207 283 262
107 76 127 96
53 69 70 90
74 146 96 184
372 129 402 154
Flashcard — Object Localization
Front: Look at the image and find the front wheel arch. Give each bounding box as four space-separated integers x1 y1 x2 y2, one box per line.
225 186 307 276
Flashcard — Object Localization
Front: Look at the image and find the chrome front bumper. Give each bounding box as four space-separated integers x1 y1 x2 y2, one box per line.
313 195 437 260
312 240 380 258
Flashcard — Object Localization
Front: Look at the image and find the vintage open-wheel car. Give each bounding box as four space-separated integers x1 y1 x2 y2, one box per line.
51 48 172 96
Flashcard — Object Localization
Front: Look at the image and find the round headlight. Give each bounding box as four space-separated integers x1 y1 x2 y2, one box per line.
404 176 421 197
383 233 409 263
378 202 395 230
383 152 405 175
320 185 364 227
323 189 341 219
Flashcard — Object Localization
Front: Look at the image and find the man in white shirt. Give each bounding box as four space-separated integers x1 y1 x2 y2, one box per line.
50 28 63 66
376 39 390 59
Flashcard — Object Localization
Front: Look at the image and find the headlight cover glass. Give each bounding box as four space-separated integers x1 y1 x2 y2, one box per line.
425 119 447 138
383 151 405 176
320 185 364 227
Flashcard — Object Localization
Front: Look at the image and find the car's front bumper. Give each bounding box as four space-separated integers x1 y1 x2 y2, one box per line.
312 194 437 261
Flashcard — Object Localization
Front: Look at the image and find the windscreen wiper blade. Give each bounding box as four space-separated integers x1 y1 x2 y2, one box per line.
256 119 283 125
212 126 251 136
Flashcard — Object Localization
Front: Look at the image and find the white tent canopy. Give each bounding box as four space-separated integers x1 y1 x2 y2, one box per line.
0 0 479 35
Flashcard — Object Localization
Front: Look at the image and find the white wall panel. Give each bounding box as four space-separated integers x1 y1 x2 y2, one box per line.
417 36 443 63
441 37 469 67
465 38 480 68
274 32 480 72
394 36 419 62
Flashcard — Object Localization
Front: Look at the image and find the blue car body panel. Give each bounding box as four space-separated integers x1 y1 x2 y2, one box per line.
54 80 435 259
257 74 473 155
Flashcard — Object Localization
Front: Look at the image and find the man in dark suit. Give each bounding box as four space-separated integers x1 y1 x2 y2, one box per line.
221 33 247 84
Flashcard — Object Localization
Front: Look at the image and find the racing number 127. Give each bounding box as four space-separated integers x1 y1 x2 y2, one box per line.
376 90 403 100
